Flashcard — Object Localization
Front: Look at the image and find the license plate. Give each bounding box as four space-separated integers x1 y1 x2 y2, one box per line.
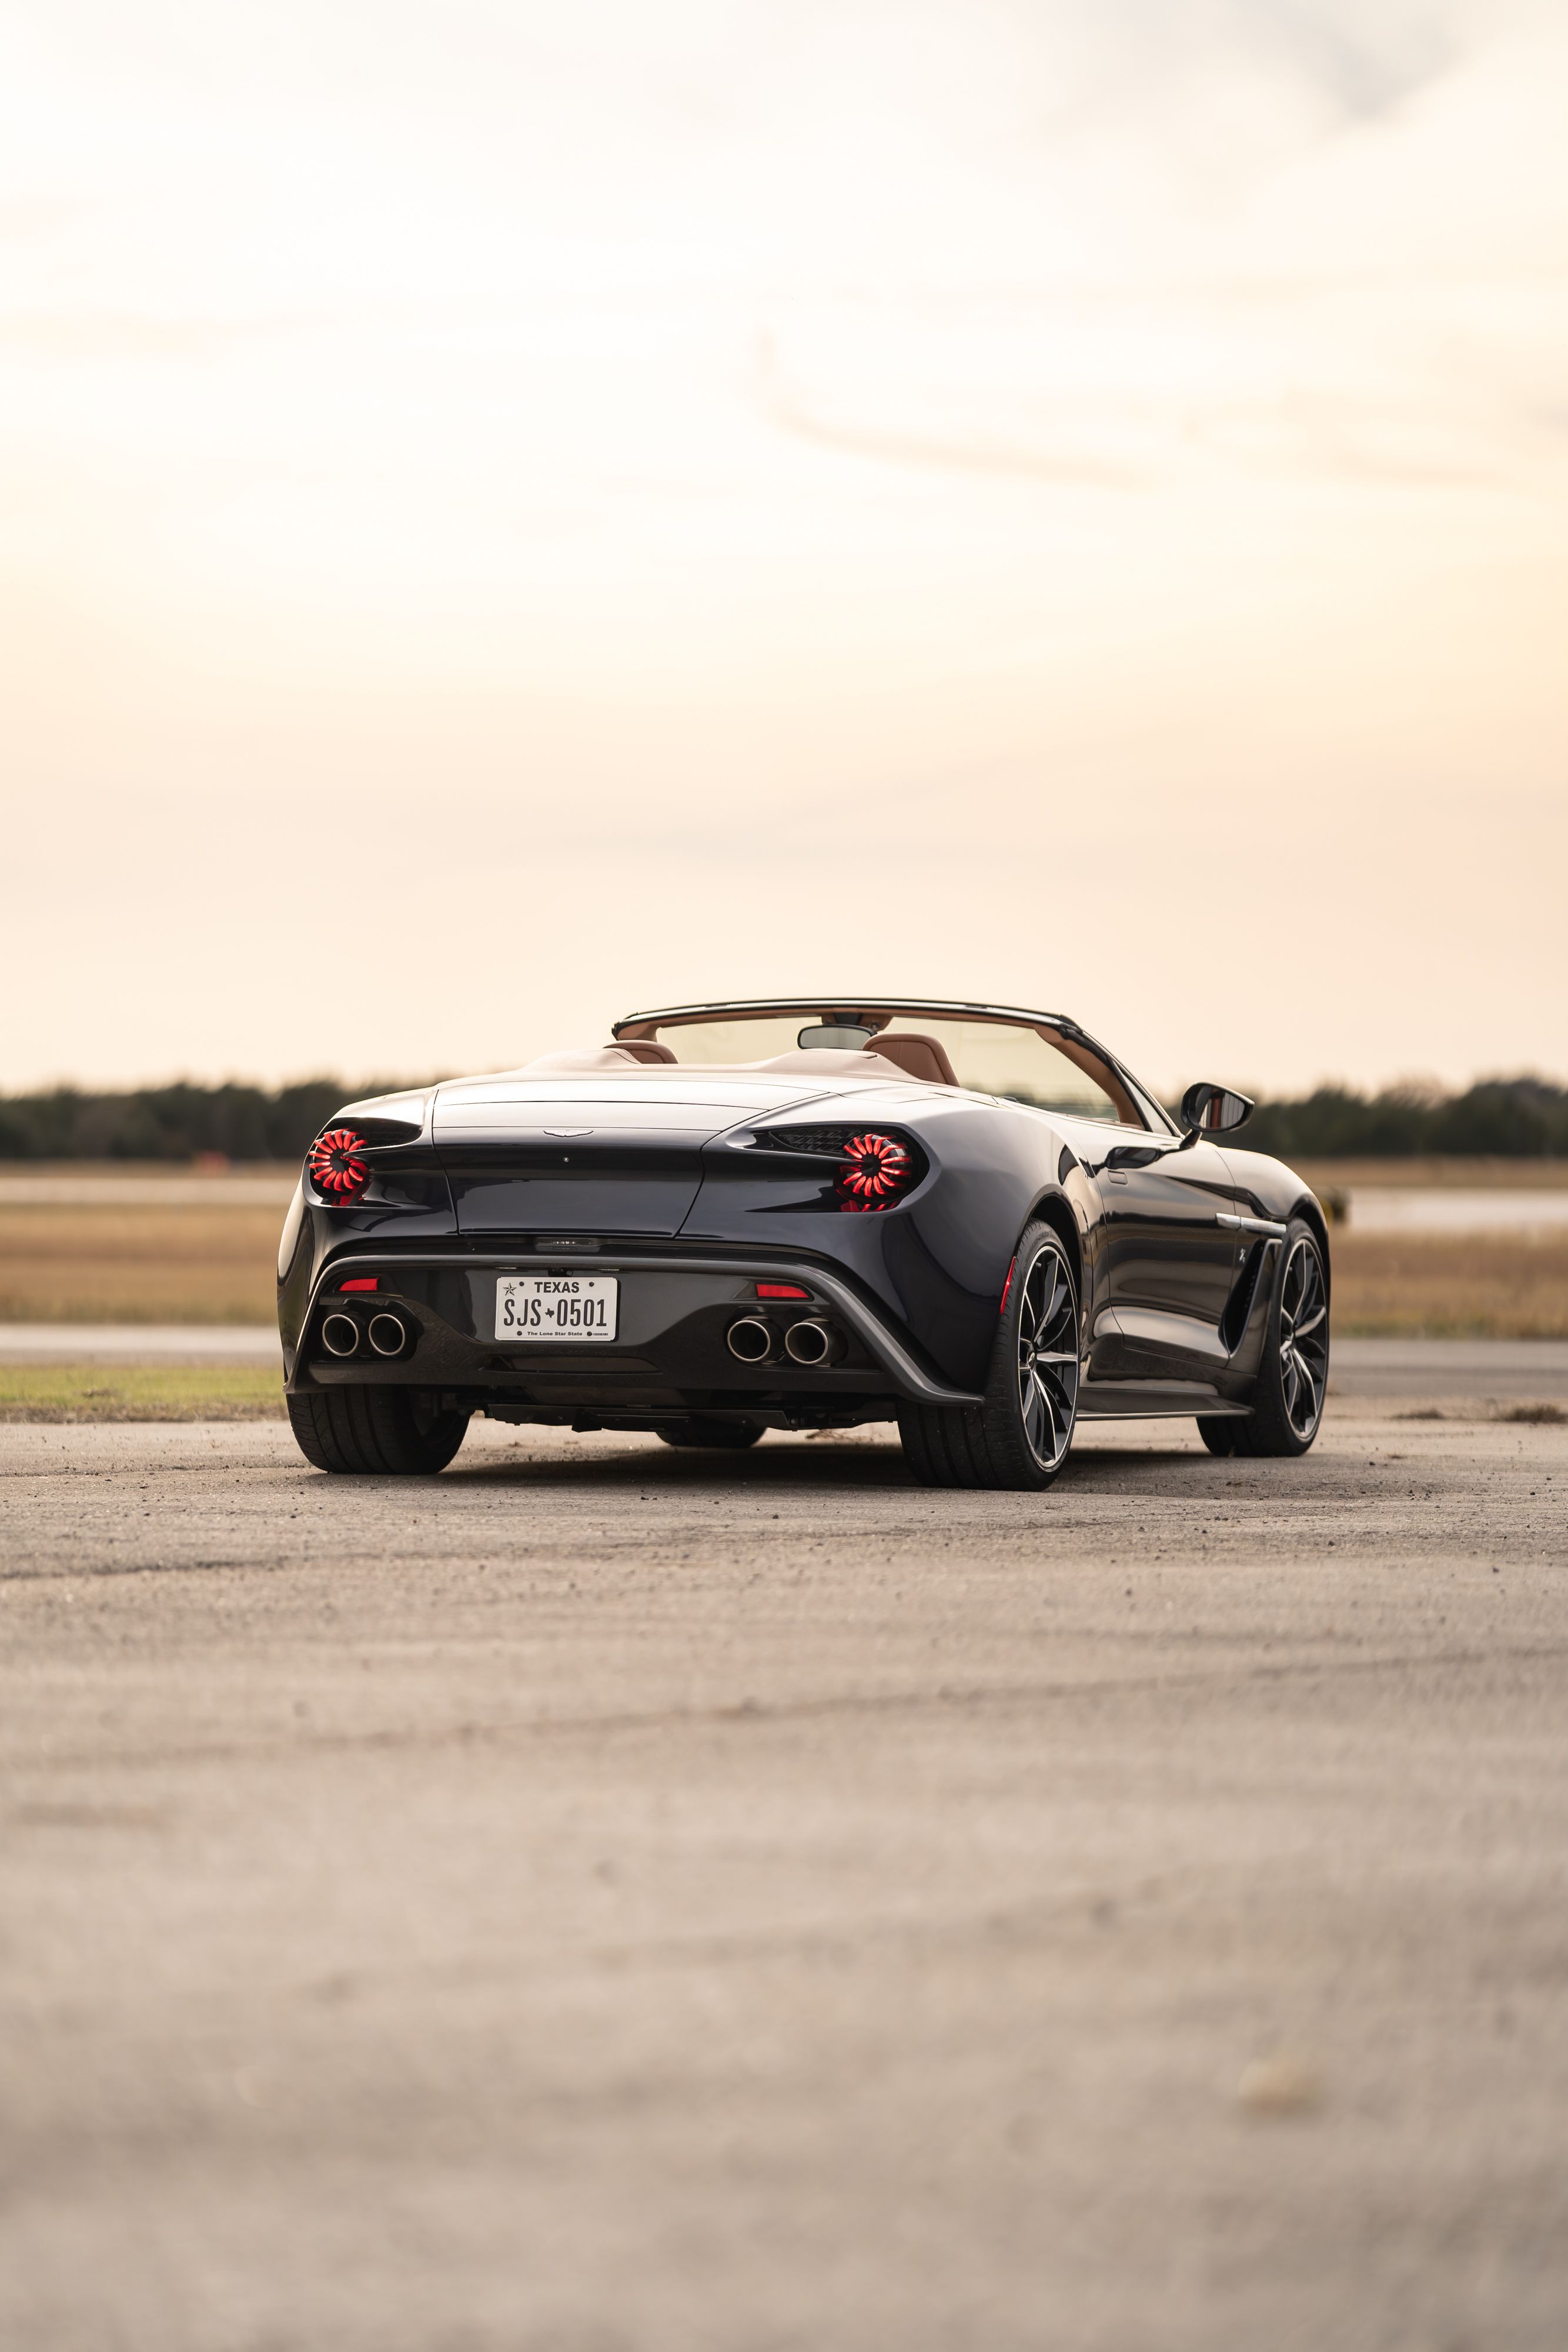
496 1275 618 1344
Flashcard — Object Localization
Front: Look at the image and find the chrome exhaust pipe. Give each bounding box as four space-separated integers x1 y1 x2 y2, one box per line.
726 1316 775 1364
784 1318 844 1367
367 1312 409 1358
320 1311 361 1358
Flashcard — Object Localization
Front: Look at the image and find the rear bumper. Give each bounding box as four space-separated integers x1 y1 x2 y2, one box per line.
284 1246 984 1422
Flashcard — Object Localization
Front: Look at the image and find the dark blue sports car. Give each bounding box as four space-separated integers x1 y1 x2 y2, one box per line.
277 997 1329 1488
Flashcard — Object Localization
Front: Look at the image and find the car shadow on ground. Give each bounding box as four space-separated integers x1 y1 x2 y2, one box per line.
436 1431 1255 1494
448 1439 912 1489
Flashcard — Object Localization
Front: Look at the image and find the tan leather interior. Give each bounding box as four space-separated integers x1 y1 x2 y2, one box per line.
607 1039 677 1064
863 1032 958 1086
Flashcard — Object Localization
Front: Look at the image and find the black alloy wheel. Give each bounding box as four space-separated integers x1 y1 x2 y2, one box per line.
287 1385 471 1475
1276 1232 1330 1439
898 1222 1080 1491
1199 1217 1329 1458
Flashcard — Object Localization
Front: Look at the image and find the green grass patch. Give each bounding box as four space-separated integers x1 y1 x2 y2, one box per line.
0 1365 286 1423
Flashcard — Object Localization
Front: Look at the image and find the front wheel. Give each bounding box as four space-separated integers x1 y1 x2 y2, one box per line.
287 1385 470 1475
898 1223 1079 1491
1205 1221 1329 1459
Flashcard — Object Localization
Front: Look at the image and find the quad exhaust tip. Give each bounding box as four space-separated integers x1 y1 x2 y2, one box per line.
784 1318 844 1367
320 1311 361 1358
726 1316 775 1364
727 1315 845 1367
367 1312 409 1358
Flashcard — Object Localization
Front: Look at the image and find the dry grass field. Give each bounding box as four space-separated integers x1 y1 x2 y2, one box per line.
1330 1230 1568 1337
1 1170 1566 1337
1297 1157 1568 1190
0 1207 279 1323
0 1365 283 1422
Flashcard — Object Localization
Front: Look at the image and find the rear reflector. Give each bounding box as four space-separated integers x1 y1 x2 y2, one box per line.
340 1277 378 1292
756 1282 810 1299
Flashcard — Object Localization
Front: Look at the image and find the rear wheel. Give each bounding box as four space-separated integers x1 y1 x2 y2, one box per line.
287 1385 470 1475
898 1224 1079 1491
655 1417 765 1450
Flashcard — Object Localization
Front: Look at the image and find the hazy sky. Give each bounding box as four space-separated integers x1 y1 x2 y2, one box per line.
2 0 1564 1097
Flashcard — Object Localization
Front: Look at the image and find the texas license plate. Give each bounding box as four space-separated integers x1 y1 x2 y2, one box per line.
495 1275 618 1343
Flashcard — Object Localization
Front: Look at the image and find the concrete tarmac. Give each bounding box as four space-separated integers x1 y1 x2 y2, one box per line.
2 1406 1566 2351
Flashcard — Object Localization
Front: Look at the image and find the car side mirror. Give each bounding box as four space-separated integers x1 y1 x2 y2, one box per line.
1178 1081 1254 1141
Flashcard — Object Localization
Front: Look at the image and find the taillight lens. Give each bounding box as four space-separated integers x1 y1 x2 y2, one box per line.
837 1131 914 1212
308 1127 370 1201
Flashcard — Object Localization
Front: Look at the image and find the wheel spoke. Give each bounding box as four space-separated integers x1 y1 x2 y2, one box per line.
1031 1368 1059 1461
1039 1306 1071 1353
1032 1269 1061 1341
1283 1253 1304 1327
1008 1240 1079 1469
1273 1239 1328 1437
1282 1349 1300 1419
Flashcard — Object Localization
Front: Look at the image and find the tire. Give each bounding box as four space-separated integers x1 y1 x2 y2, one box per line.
287 1385 470 1475
655 1417 765 1450
1223 1219 1329 1458
898 1222 1079 1491
1196 1416 1238 1456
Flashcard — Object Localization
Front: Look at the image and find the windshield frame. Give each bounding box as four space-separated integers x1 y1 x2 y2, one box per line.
612 998 1176 1135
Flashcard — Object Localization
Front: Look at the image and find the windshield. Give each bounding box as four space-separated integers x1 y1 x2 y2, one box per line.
622 1008 1153 1128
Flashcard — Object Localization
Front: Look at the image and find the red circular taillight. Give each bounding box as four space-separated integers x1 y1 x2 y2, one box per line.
308 1127 370 1201
837 1131 912 1213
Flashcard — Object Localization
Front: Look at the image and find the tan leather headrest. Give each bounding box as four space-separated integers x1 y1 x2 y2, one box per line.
863 1033 958 1086
607 1039 677 1064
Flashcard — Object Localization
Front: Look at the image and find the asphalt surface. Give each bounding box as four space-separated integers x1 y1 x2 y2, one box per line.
4 1405 1566 2351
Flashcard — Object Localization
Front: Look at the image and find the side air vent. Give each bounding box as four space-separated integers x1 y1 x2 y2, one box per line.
348 1117 423 1147
750 1124 923 1168
1221 1241 1268 1355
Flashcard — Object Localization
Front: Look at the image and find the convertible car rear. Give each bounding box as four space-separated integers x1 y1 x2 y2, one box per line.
277 998 1329 1488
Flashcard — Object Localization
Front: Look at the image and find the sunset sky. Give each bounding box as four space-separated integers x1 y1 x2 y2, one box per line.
2 0 1565 1098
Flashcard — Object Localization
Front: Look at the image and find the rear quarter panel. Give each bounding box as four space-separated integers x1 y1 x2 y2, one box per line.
681 1091 1078 1389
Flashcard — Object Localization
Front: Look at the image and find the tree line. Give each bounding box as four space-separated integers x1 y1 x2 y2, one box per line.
1241 1078 1568 1159
1 1074 1565 1162
0 1080 422 1163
